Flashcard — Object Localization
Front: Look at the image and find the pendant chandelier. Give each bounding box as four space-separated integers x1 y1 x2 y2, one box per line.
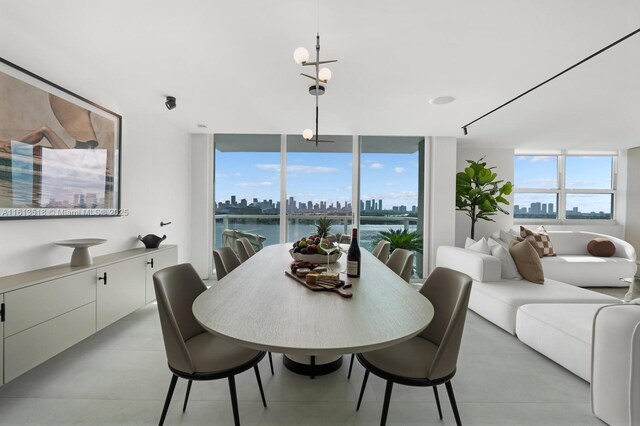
293 33 338 146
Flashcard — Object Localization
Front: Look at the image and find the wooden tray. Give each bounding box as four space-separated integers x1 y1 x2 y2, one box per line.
285 271 353 298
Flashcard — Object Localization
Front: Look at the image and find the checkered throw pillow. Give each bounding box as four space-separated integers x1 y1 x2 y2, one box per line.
520 226 557 257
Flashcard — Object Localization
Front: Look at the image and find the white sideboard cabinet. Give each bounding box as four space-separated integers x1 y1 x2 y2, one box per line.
0 245 177 385
145 249 178 303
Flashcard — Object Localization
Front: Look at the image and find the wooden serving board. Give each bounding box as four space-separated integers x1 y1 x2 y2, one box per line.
285 271 353 298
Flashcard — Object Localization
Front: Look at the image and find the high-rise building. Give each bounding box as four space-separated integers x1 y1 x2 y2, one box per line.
365 200 372 211
542 203 547 214
336 201 341 210
307 201 313 210
379 199 383 211
549 203 554 214
231 195 237 206
531 202 541 213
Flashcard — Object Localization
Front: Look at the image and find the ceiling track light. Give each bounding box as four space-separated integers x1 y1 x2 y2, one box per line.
294 33 337 146
460 27 640 137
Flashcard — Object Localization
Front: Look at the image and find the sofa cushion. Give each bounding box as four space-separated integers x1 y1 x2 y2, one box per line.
520 225 556 257
587 238 616 257
467 277 620 334
509 239 544 284
541 255 636 287
516 303 617 382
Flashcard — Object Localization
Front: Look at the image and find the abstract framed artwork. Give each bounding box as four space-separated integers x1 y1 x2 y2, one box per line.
0 58 122 220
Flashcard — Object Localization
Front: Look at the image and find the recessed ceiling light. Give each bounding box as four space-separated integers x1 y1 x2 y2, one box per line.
429 96 455 105
197 124 207 128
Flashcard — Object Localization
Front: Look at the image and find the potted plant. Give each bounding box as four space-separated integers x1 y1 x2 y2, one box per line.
456 157 513 239
376 229 423 253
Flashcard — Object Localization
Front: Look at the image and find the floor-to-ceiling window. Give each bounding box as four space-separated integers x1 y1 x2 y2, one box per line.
212 134 428 278
360 136 425 278
286 135 353 242
213 134 281 249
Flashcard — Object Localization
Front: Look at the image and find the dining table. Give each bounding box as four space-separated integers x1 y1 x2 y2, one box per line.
192 243 434 377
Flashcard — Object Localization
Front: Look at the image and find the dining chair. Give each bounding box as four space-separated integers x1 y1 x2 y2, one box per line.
153 263 268 426
213 246 241 280
235 238 256 263
355 266 472 426
212 246 275 375
347 245 411 379
385 248 414 283
371 240 391 263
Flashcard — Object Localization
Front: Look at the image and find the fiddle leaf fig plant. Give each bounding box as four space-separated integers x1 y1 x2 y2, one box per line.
456 157 513 239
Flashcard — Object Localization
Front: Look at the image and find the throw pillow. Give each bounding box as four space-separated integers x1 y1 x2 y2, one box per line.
465 237 491 255
520 225 557 257
587 238 616 257
509 239 544 284
500 229 518 244
490 244 522 280
516 236 544 258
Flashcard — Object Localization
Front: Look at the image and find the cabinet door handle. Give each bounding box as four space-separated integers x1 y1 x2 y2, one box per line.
98 272 108 285
147 258 154 268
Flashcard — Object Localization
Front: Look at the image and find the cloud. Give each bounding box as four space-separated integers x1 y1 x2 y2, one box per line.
256 163 280 170
234 172 242 176
369 163 384 169
235 181 273 188
394 167 406 173
517 156 555 163
288 165 339 173
566 179 599 188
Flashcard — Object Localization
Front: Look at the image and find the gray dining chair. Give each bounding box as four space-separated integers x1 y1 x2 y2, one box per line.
386 248 414 283
213 246 241 280
153 263 267 426
371 240 391 263
235 238 256 263
212 246 275 375
354 267 472 426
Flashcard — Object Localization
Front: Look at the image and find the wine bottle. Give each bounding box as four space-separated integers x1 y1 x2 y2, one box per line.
347 228 361 278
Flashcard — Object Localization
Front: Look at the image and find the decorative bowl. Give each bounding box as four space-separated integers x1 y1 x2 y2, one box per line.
289 248 342 263
138 234 166 249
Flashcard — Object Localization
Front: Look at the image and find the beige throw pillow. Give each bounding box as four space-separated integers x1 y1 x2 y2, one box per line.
520 225 556 257
509 239 545 284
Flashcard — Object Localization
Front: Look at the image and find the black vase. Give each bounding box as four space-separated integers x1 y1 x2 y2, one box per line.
138 234 166 249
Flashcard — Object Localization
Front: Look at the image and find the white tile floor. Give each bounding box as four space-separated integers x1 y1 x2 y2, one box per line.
0 303 605 425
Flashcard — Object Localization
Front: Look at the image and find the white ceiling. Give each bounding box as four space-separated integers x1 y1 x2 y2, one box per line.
1 0 639 150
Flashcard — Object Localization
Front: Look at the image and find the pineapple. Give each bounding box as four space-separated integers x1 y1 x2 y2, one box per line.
315 216 333 238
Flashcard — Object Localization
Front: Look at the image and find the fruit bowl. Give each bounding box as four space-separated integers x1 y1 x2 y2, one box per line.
289 249 342 263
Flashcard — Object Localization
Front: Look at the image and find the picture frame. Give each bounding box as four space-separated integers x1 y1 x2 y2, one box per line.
0 57 122 220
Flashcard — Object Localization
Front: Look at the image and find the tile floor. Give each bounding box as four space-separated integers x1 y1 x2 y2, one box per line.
0 302 606 425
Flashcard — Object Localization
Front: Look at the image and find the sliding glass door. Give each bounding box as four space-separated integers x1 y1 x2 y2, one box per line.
213 134 281 250
286 135 353 242
360 136 425 278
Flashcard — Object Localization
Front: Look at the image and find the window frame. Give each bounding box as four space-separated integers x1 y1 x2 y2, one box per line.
513 151 617 224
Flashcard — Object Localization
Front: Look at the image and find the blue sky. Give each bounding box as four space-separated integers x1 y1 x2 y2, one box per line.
215 150 419 208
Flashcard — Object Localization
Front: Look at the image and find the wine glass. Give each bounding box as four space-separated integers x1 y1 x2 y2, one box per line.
319 239 338 271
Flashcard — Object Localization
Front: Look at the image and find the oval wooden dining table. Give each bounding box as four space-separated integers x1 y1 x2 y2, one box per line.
193 243 434 377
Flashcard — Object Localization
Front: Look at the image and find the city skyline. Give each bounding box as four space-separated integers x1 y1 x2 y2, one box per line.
215 194 417 215
514 200 612 219
215 150 420 210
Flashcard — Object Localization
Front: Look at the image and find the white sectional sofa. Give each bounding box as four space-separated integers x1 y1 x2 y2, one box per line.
492 230 637 287
436 246 620 334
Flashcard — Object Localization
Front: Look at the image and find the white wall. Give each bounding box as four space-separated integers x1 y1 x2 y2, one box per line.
625 147 640 256
427 137 457 271
455 147 515 247
0 107 192 277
